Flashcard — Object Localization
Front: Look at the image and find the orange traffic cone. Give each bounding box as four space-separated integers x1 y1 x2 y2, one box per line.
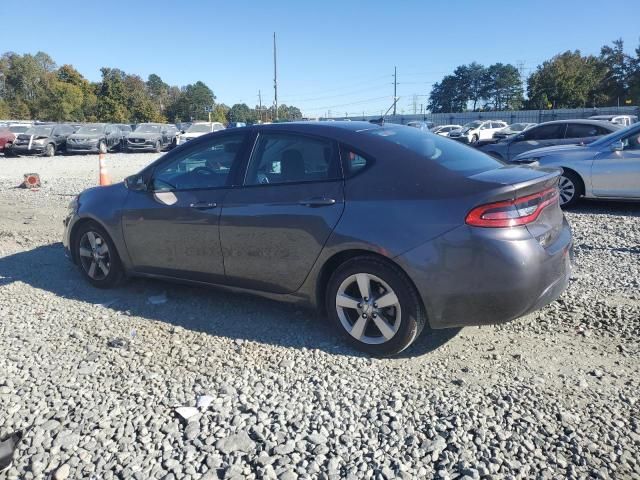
99 152 112 186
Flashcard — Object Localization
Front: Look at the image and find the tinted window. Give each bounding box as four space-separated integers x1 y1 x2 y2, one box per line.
524 124 566 140
565 123 600 138
245 133 339 185
152 133 246 191
363 127 502 175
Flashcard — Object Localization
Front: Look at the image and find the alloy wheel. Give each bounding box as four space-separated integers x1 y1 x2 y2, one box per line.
558 176 576 206
78 231 111 281
335 273 401 345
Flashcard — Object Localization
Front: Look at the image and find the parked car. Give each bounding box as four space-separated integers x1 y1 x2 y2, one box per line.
406 121 434 131
0 124 31 156
430 124 462 137
492 122 537 140
115 124 132 150
480 120 620 161
176 122 225 146
588 114 638 127
62 122 571 356
11 123 76 156
511 122 640 207
66 123 123 154
126 123 178 152
448 120 508 143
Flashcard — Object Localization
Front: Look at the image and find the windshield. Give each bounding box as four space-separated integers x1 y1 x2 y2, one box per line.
506 123 526 132
462 121 482 130
75 124 106 135
25 126 53 137
364 126 502 175
135 124 161 133
589 122 640 148
9 126 29 133
186 124 212 133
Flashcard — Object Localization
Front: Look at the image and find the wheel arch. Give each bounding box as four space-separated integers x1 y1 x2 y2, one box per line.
560 167 585 195
69 217 117 264
315 249 425 318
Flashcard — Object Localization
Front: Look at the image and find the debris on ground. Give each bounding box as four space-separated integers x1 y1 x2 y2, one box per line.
175 406 200 422
106 338 129 349
19 173 41 189
0 431 22 474
196 395 214 409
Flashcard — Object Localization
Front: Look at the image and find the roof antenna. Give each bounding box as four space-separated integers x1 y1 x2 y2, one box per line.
370 97 400 126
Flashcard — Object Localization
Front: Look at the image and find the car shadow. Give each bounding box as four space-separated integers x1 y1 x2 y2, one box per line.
569 199 640 217
0 243 458 358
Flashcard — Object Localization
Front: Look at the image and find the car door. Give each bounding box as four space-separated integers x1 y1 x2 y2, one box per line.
591 129 640 198
121 132 250 282
478 122 491 140
506 123 567 160
219 131 345 294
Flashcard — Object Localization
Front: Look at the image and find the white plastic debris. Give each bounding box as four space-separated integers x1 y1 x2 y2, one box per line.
147 293 167 305
175 406 200 421
196 395 214 409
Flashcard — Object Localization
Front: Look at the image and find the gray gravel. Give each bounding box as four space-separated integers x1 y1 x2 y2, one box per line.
0 152 638 479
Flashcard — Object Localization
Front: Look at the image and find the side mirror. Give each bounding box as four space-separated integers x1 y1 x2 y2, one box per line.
124 173 147 191
610 140 624 152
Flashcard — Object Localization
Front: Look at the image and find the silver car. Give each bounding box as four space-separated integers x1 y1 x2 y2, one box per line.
511 122 640 207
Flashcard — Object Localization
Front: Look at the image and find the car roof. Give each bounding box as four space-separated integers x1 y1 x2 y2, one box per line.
537 119 620 128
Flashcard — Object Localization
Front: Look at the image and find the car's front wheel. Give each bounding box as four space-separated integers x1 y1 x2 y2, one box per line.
44 143 55 157
154 140 162 153
326 256 426 356
98 140 107 154
74 223 124 288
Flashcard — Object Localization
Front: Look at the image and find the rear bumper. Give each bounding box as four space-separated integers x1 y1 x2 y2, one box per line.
396 218 572 329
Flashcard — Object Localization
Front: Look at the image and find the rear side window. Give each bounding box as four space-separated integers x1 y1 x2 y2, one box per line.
565 123 600 138
363 126 503 175
245 133 340 185
340 146 370 175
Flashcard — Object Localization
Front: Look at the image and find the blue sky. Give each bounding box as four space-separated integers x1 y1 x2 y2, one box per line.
1 0 638 117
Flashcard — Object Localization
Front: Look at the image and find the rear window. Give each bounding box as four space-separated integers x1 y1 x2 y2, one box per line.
363 126 502 175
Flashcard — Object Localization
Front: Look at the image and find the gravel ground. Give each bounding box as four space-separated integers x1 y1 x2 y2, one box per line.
0 152 638 480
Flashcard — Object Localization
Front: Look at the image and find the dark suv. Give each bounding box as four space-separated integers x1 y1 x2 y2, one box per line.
66 123 123 154
11 124 76 157
126 123 178 152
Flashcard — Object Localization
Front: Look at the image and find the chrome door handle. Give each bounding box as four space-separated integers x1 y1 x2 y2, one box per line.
189 202 217 210
298 197 336 207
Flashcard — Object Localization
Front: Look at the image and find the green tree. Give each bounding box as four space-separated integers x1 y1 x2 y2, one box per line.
227 103 256 123
526 51 607 109
96 68 129 122
173 81 215 121
428 75 466 113
124 74 164 122
481 63 524 110
453 62 486 111
40 80 84 121
629 40 640 105
211 103 229 123
56 64 97 120
0 98 9 118
147 73 169 114
599 39 632 105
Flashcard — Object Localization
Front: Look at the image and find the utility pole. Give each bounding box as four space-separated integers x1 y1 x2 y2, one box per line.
258 90 263 123
393 66 398 116
273 32 278 121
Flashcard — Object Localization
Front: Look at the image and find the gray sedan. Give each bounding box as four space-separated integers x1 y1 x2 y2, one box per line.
512 122 640 207
480 120 620 161
62 122 572 356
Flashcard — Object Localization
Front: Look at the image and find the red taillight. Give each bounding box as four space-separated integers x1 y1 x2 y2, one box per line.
465 187 559 228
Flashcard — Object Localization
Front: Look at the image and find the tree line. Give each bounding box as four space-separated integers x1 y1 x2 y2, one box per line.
428 38 640 113
0 51 302 124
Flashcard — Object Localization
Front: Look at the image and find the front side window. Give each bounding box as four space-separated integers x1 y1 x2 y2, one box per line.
245 133 340 185
152 133 246 191
524 123 566 141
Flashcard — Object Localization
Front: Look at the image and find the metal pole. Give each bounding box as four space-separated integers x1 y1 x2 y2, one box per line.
273 33 278 121
393 66 397 116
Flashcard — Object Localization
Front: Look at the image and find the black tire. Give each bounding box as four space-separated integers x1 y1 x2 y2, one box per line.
73 222 125 289
326 256 426 356
44 143 55 157
471 134 479 144
3 146 16 157
154 140 162 153
558 170 583 208
98 140 107 154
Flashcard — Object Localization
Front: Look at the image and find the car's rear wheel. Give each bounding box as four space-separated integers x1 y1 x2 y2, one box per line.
326 256 426 356
74 223 124 288
44 143 55 157
558 171 582 208
98 140 107 154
